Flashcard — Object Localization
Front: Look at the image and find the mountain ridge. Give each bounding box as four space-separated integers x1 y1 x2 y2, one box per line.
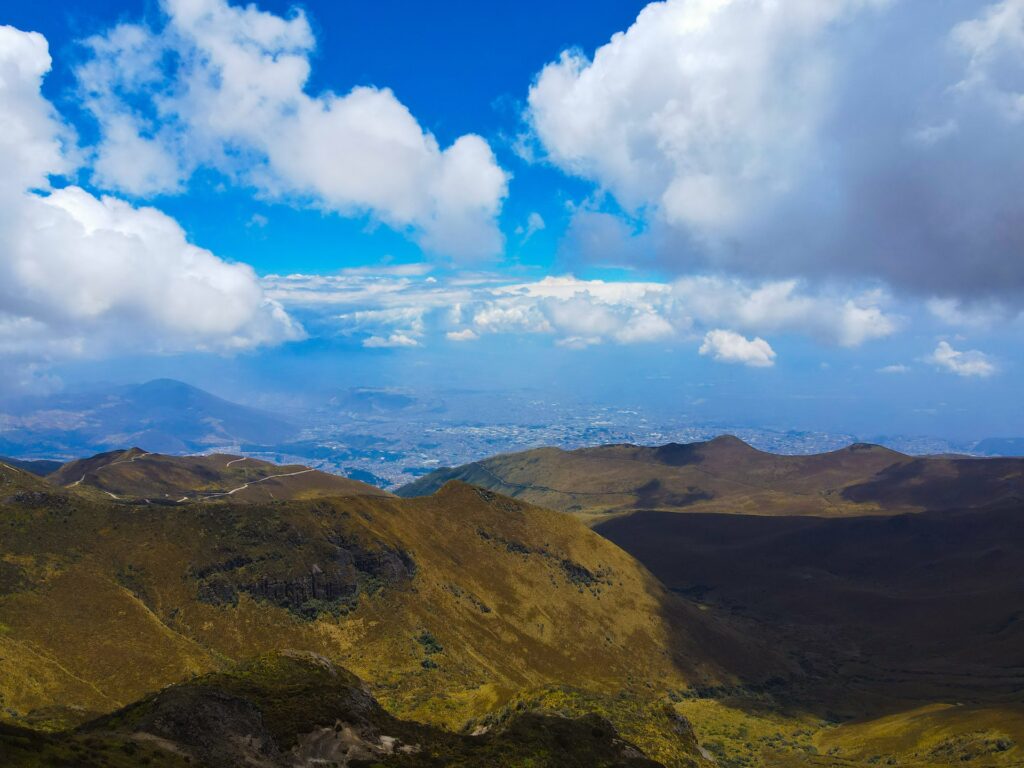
46 447 388 503
397 435 1021 520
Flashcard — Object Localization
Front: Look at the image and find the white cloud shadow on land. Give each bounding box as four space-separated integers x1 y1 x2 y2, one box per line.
0 24 304 366
76 0 509 260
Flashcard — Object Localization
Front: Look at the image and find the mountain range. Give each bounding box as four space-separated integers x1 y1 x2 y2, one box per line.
3 429 1024 765
398 435 1024 519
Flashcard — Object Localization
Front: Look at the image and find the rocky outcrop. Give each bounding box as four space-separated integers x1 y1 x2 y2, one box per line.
193 538 415 619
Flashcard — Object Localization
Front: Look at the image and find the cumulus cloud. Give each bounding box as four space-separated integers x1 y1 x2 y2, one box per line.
927 340 997 377
699 330 777 368
878 364 910 374
77 0 508 259
528 0 885 230
672 277 898 347
527 0 1024 303
446 329 479 342
0 25 302 365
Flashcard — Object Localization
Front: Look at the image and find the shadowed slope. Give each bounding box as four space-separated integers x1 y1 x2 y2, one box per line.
0 456 63 477
596 503 1024 713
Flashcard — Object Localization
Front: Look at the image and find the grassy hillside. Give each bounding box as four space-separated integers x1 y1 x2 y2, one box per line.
48 448 389 503
398 436 1023 520
0 460 55 495
3 651 675 767
0 479 766 764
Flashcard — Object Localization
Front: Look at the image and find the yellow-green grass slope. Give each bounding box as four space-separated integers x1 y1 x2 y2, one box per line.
0 480 764 764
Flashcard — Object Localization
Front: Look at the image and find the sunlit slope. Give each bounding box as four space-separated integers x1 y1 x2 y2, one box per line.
0 461 54 495
399 436 1024 519
814 703 1024 767
48 448 389 502
0 481 759 740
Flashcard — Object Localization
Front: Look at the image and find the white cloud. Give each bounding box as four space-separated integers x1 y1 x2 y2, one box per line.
614 312 675 344
338 306 426 347
446 329 479 342
0 25 302 364
699 330 776 368
926 297 1014 330
556 335 602 349
927 340 997 378
672 277 897 347
77 0 508 259
526 1 1024 304
877 364 910 374
517 211 546 243
363 333 419 349
527 0 886 233
952 0 1024 121
0 26 72 196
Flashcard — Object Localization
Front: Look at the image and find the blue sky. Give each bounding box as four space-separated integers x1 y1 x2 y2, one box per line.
1 0 1023 441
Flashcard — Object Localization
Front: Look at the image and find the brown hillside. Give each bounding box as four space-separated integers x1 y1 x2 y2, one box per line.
48 448 389 503
399 436 1023 520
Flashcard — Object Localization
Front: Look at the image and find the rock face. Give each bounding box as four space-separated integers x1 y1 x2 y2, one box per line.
193 537 416 619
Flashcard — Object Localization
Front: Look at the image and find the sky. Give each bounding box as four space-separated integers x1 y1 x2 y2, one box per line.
0 0 1023 441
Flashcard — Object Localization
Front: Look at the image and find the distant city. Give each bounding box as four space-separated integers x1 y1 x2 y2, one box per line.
236 389 1001 489
2 380 1019 491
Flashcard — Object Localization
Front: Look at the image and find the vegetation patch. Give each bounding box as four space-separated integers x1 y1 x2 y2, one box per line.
415 630 444 655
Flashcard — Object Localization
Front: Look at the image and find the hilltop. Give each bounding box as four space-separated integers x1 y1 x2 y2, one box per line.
47 448 389 503
398 435 1024 520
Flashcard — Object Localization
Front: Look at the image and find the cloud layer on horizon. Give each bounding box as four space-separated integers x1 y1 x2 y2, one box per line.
261 269 905 365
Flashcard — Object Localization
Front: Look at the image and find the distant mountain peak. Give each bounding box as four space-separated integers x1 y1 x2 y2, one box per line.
0 379 297 457
705 434 757 449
